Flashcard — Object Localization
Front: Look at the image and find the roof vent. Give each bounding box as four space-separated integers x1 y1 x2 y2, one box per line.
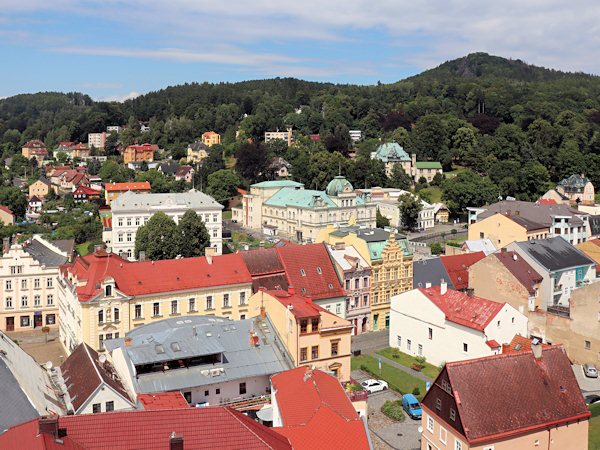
515 343 522 351
513 254 518 261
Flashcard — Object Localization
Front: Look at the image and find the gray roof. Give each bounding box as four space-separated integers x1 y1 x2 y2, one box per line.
329 225 406 242
413 258 455 290
106 315 293 394
111 189 223 212
158 162 180 174
23 237 72 268
515 237 596 272
557 174 590 192
0 358 39 433
188 142 210 152
478 200 585 228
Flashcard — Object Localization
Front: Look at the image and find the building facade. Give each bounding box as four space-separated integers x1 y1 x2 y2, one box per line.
265 126 293 146
202 131 221 147
187 141 209 164
371 142 442 182
123 143 154 164
104 182 151 205
88 132 108 150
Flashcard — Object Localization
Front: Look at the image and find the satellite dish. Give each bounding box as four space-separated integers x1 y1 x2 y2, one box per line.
45 361 53 370
418 426 423 434
99 354 107 364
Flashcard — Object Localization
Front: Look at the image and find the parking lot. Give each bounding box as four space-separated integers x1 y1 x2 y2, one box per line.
352 370 422 450
573 363 600 395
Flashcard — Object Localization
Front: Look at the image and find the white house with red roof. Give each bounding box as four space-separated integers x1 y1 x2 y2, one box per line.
388 283 527 366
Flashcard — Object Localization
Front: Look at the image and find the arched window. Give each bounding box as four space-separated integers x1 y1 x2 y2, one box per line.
105 285 112 297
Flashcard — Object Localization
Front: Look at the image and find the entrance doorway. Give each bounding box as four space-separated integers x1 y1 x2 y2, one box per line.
34 314 43 328
5 317 14 331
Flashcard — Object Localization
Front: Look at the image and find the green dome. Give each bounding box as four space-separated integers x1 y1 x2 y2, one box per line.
326 176 354 196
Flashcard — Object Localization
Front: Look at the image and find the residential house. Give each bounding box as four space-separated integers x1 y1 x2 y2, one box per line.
389 283 527 366
52 143 74 159
358 187 435 230
268 156 292 178
575 238 600 275
123 143 154 164
105 315 293 408
59 343 135 414
59 170 89 191
109 189 223 258
0 236 73 332
328 244 372 334
265 126 293 146
240 247 289 293
432 202 450 223
0 407 292 449
505 237 596 313
0 331 67 433
202 131 221 147
157 161 180 175
439 252 486 291
174 165 195 182
371 141 442 182
27 195 43 213
555 174 595 205
71 143 90 159
104 181 151 205
247 287 353 380
420 345 590 450
106 125 123 133
349 129 362 141
58 248 252 353
21 140 46 159
73 185 101 203
468 199 589 246
28 177 57 199
0 205 15 225
88 132 108 150
270 367 370 449
186 141 210 164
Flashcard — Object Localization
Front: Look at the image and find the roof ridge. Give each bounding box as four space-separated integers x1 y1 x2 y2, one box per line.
224 407 277 449
83 343 104 386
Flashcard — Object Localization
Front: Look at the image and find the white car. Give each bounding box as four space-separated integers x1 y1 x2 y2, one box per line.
361 379 388 393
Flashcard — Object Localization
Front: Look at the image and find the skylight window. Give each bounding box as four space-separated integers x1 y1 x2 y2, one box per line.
155 344 165 354
317 267 322 274
301 269 306 276
170 342 181 352
328 284 333 289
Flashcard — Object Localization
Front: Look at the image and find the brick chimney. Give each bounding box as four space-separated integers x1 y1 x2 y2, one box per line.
532 342 542 360
124 337 132 347
260 306 266 319
169 432 184 450
288 286 295 295
38 415 59 438
466 288 474 298
205 247 215 265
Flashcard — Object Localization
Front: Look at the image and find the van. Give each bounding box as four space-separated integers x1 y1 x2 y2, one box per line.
401 393 422 419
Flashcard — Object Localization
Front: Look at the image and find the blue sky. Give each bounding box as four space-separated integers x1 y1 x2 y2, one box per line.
1 1 599 101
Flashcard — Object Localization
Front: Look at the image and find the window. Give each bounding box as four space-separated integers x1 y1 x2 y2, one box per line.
21 296 28 307
127 218 132 226
47 295 53 305
223 294 230 308
213 214 218 222
239 382 247 394
345 280 350 290
440 426 447 444
106 333 113 340
212 229 217 238
385 312 390 328
10 266 15 275
336 304 341 314
418 344 423 356
216 388 220 395
397 335 401 347
363 277 368 287
46 314 55 325
311 345 319 360
171 300 178 315
428 328 433 339
586 340 591 349
127 233 132 242
189 298 196 312
34 295 41 306
206 296 213 310
354 278 359 289
300 320 308 333
317 267 322 274
93 403 101 413
301 269 306 276
454 439 463 450
99 335 104 350
483 447 494 450
134 305 142 319
34 279 40 288
21 279 27 289
427 416 434 432
240 314 245 320
98 310 104 324
118 218 123 227
153 302 160 316
5 297 12 308
105 285 112 297
407 339 411 351
463 342 469 352
239 291 246 305
47 278 53 288
135 217 140 226
436 398 442 410
300 347 308 361
114 308 120 322
311 317 319 332
204 390 209 396
331 341 338 356
21 316 30 327
5 280 11 290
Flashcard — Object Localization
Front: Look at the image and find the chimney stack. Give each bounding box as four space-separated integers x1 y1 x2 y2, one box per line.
440 279 447 295
205 247 215 265
124 337 132 347
466 288 474 298
94 244 104 253
139 251 145 262
260 306 266 319
169 433 184 450
288 286 295 295
425 282 432 288
38 416 59 438
532 342 542 360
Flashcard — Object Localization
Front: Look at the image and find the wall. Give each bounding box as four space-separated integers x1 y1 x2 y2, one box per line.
184 375 270 406
78 385 134 414
468 213 528 249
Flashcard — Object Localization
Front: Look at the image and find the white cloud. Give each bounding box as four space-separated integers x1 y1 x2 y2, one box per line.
100 91 140 102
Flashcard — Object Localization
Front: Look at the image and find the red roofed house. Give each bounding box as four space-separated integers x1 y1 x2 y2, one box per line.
71 143 91 159
58 249 252 353
123 143 154 164
104 181 151 205
0 407 292 449
0 204 15 225
137 392 189 410
22 140 46 159
388 283 527 366
247 287 353 381
270 367 370 449
73 185 102 203
174 165 195 182
439 251 486 291
420 345 590 450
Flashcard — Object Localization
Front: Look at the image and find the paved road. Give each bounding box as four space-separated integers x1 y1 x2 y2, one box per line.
572 363 600 396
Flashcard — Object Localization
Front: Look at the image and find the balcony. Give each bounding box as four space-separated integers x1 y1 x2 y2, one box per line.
547 305 570 319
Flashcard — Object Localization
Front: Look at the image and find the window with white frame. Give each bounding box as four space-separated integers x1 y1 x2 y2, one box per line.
407 339 411 351
34 295 41 306
118 234 123 242
34 279 40 288
5 280 11 290
134 304 142 319
47 278 53 288
239 292 246 305
99 334 104 350
189 298 196 312
118 218 123 227
113 308 120 322
127 218 132 226
223 294 230 308
454 439 463 450
206 296 213 310
450 408 456 421
212 229 217 238
127 233 132 242
5 297 12 308
21 296 28 307
98 310 104 324
153 302 160 316
171 300 178 314
21 279 27 289
47 294 53 305
427 416 434 432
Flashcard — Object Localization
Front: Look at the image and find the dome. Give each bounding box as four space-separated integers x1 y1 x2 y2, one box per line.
326 176 354 196
373 142 410 162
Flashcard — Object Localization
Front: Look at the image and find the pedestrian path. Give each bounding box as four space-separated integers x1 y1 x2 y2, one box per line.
365 349 434 383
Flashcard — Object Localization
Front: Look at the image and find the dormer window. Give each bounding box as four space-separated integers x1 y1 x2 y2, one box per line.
105 285 112 297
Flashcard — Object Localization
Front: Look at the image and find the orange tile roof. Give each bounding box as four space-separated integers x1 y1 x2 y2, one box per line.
0 205 14 216
137 392 189 410
105 182 151 191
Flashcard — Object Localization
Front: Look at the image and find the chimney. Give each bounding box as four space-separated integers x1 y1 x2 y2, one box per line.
124 337 132 347
440 279 447 295
425 282 432 288
305 295 312 303
169 433 184 450
38 416 59 438
532 342 542 360
288 286 295 295
94 244 104 253
205 247 215 265
260 306 266 319
466 288 474 298
501 247 507 253
139 251 145 262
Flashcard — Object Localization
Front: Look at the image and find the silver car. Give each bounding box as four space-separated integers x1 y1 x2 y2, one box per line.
361 379 388 393
584 364 598 378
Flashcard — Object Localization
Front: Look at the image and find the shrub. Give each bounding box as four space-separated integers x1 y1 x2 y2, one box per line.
381 400 405 421
451 228 457 234
347 383 363 392
412 387 420 396
445 240 462 247
415 356 427 365
430 242 442 255
391 348 401 359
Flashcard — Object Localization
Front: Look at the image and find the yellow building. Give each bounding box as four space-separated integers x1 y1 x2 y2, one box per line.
187 141 210 164
317 225 413 331
58 249 253 354
29 178 58 199
104 182 151 205
247 288 353 381
468 212 549 248
202 131 221 147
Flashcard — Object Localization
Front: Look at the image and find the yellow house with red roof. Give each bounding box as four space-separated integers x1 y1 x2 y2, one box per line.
248 287 353 381
202 131 221 147
58 249 252 354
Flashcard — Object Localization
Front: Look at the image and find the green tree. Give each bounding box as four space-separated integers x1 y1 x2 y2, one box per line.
63 193 75 211
376 208 390 228
207 169 240 207
178 210 211 258
430 242 442 255
134 212 182 260
398 193 422 231
388 164 412 190
98 161 123 182
235 141 269 184
0 186 27 218
441 170 498 216
430 172 444 187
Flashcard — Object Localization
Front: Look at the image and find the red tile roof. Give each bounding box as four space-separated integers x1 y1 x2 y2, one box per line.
492 251 542 294
422 346 590 444
272 368 369 449
137 392 189 410
105 182 151 191
125 143 154 153
502 334 550 354
71 143 89 150
537 198 558 205
485 339 500 349
0 408 292 449
73 185 102 196
265 289 327 319
23 140 46 148
276 243 345 300
0 204 14 216
418 286 505 332
440 252 485 290
60 251 252 302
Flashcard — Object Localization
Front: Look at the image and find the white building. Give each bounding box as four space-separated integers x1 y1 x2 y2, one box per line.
88 132 108 150
388 282 527 366
349 130 362 142
358 187 435 230
109 189 223 259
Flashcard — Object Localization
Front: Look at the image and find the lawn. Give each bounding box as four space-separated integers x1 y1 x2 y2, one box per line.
590 415 600 449
222 210 232 221
76 242 91 256
376 347 441 379
419 187 442 203
352 354 426 399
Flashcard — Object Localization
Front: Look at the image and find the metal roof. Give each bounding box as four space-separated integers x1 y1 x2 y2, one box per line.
23 237 70 268
515 236 595 272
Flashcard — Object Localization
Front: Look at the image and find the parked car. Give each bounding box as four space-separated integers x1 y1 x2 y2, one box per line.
584 364 598 378
402 393 422 420
360 379 388 393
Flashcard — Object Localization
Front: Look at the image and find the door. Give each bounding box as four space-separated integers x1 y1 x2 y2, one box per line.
34 314 42 328
5 317 14 331
373 314 379 331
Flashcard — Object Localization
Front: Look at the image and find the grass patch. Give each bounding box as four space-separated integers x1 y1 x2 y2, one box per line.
419 187 442 203
376 348 440 379
590 414 600 449
381 399 405 421
351 354 426 399
76 242 91 256
222 210 232 221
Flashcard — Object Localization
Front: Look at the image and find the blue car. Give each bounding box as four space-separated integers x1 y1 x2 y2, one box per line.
401 393 422 419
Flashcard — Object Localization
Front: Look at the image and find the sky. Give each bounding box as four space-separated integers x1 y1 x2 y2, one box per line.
1 1 599 101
